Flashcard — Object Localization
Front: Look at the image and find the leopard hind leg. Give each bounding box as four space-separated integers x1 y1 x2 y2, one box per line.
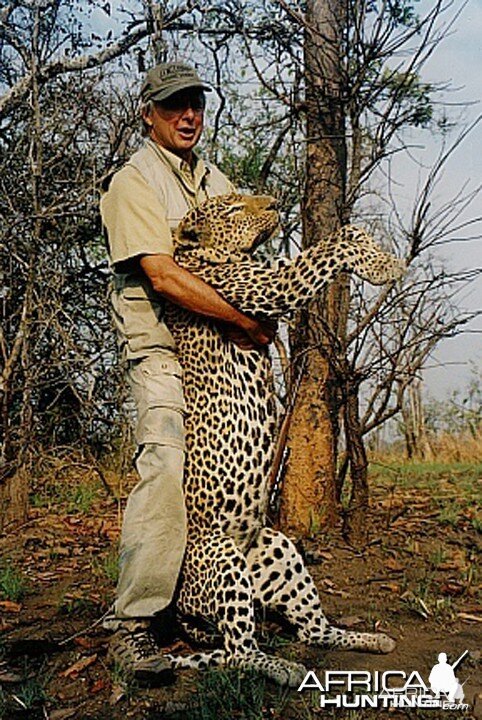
247 527 395 654
173 532 307 686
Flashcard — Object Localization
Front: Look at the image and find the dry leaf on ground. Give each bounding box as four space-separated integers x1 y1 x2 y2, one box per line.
60 654 98 678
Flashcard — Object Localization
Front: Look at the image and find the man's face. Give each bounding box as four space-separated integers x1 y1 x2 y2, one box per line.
144 89 205 160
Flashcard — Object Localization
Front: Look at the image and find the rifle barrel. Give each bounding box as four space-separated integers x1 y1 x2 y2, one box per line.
451 650 468 670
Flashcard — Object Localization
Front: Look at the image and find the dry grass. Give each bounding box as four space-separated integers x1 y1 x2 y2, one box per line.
427 431 482 463
372 431 482 464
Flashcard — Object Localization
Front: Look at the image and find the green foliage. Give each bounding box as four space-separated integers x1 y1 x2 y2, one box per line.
58 594 99 617
0 672 49 718
9 676 47 710
429 547 447 567
109 660 140 700
218 142 267 191
372 460 482 485
425 372 482 437
371 460 481 539
437 501 461 528
0 649 52 716
171 668 286 720
380 69 433 127
0 563 28 602
66 483 100 514
400 570 457 621
0 686 6 717
387 0 420 27
471 516 482 534
30 477 101 514
93 546 120 584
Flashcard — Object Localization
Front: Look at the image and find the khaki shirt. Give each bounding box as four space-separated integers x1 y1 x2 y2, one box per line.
100 141 234 360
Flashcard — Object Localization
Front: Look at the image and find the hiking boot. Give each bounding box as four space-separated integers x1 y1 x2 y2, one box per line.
107 620 175 686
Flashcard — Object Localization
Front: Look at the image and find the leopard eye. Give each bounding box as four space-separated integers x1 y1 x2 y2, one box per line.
223 203 246 216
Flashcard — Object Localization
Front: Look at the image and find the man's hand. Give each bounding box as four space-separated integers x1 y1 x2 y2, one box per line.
222 318 278 350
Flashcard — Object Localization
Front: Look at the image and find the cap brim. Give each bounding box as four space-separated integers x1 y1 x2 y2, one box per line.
148 81 212 103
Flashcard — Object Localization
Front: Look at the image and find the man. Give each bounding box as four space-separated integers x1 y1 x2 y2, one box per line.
100 62 274 682
429 653 460 702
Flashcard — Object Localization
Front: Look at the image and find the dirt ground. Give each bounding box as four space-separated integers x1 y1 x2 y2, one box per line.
0 460 481 719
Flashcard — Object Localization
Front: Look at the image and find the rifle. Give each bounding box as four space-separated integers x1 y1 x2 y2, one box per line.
267 354 307 524
451 650 468 671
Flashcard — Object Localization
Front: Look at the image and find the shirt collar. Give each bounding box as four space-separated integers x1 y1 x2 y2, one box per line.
146 139 210 190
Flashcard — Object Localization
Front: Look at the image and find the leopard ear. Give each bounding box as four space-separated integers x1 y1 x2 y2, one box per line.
175 224 199 249
176 210 212 249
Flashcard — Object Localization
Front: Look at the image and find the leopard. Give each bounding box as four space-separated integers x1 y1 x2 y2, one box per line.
162 193 405 687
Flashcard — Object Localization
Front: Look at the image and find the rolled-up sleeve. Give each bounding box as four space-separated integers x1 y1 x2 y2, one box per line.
101 165 174 266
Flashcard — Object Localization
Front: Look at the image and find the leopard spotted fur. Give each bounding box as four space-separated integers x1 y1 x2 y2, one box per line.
162 194 404 686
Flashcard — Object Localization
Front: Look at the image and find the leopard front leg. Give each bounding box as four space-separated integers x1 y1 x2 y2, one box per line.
337 225 406 285
188 225 405 320
175 531 307 686
247 528 395 653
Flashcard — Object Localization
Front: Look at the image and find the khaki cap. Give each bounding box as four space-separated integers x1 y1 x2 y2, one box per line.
140 62 212 103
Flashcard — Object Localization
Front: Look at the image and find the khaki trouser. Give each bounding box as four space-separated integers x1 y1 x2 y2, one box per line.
113 352 187 620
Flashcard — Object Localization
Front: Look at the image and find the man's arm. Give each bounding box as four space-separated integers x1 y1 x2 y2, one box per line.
101 167 274 346
140 254 274 346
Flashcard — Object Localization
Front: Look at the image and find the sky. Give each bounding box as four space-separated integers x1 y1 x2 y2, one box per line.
391 0 482 399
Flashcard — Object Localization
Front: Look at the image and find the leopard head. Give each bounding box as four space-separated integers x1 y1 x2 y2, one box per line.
175 193 279 263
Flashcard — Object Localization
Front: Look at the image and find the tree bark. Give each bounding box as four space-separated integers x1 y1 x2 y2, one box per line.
0 5 42 529
402 378 433 460
0 471 28 533
279 0 348 535
342 379 369 545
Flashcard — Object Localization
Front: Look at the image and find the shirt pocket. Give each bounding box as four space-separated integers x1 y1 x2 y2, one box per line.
113 284 174 356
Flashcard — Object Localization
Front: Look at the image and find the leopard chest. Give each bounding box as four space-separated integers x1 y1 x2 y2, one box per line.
165 310 277 547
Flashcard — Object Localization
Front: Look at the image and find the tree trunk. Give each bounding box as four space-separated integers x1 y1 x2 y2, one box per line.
0 6 43 531
279 328 340 533
342 379 369 545
0 471 28 533
279 0 348 535
402 379 433 460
